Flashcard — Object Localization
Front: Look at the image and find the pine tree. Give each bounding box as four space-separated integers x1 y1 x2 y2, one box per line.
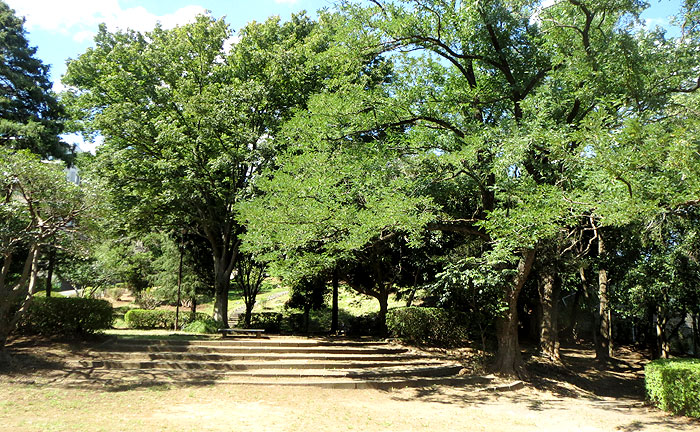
0 0 68 159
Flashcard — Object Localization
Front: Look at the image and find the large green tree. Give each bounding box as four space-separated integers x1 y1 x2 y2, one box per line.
63 14 336 323
244 0 700 375
0 0 68 159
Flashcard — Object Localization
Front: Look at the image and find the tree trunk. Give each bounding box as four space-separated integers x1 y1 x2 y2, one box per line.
493 248 536 376
693 313 698 358
565 282 583 341
45 247 55 298
656 310 670 359
405 288 417 307
331 268 339 333
212 257 231 325
377 290 389 336
175 246 183 331
595 230 612 361
538 267 561 361
244 302 254 327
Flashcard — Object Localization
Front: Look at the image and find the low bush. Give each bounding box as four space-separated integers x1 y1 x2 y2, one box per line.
19 297 113 337
182 316 220 334
124 309 210 330
134 290 160 310
282 312 306 334
239 312 283 333
645 359 700 418
386 307 467 347
345 312 384 337
281 310 331 334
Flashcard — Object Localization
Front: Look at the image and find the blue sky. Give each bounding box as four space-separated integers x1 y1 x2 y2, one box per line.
5 0 685 152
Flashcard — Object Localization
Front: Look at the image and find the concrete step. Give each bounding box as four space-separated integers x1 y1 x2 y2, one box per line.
63 363 462 379
94 344 408 355
103 338 391 348
58 336 470 388
68 359 445 371
86 351 423 362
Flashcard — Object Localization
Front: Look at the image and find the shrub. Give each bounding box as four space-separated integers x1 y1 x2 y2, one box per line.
239 312 282 333
386 307 468 347
134 290 160 310
282 312 306 334
645 359 700 418
103 286 127 301
280 310 331 334
182 316 220 334
19 297 113 337
124 309 210 330
345 312 384 337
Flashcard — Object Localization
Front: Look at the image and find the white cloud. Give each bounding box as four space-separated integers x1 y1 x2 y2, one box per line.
644 17 670 29
61 133 103 155
6 0 207 37
51 80 67 93
72 30 96 43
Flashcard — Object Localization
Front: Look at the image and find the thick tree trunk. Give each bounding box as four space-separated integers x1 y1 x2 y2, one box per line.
595 229 612 361
377 290 389 336
212 259 231 325
244 302 254 327
538 267 561 361
331 268 339 333
493 248 536 376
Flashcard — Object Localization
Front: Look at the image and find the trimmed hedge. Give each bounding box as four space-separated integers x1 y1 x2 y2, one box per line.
124 309 210 330
19 297 113 337
238 312 283 333
387 307 467 347
645 359 700 418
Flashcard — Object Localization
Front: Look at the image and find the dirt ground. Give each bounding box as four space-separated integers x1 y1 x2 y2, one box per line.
1 340 699 432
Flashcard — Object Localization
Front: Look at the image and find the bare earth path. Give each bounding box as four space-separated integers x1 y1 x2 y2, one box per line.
1 340 698 432
1 381 697 431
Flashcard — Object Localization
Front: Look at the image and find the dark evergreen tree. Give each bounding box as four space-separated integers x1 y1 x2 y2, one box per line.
0 0 68 160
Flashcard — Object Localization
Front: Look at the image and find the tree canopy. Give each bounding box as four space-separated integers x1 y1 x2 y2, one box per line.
0 0 68 160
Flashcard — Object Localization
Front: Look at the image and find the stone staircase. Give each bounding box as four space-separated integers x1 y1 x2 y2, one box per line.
58 337 493 389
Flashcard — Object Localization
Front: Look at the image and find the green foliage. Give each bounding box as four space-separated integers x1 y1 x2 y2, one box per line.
387 307 467 347
430 256 510 341
0 149 91 345
181 316 219 334
0 1 68 159
123 309 210 330
134 289 161 310
645 359 700 418
238 312 282 332
18 297 113 337
63 12 337 322
345 311 384 337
